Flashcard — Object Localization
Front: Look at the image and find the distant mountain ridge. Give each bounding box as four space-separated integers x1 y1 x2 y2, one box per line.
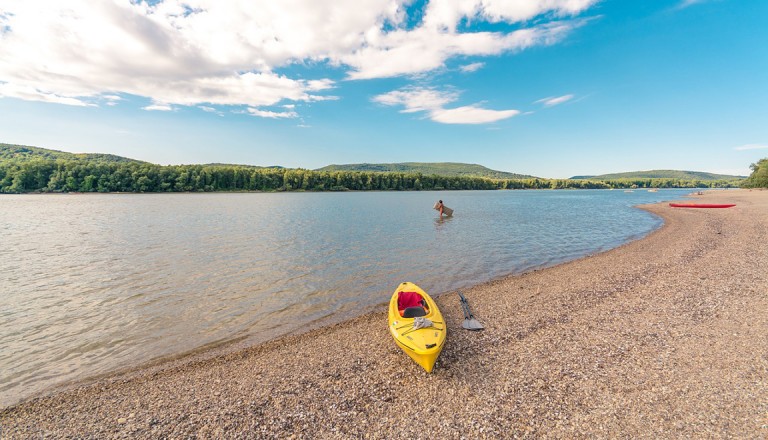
0 143 144 163
316 162 537 180
570 170 746 181
204 163 284 169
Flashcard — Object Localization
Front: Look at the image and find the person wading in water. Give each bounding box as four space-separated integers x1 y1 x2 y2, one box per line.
434 200 453 217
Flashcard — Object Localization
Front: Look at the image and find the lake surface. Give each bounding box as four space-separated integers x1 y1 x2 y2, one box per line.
0 189 694 406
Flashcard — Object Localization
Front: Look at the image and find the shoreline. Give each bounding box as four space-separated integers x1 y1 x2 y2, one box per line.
0 189 673 408
0 187 739 195
0 188 684 408
2 189 767 438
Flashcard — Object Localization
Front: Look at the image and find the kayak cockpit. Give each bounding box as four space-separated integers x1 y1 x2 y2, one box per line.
402 306 426 318
397 291 429 317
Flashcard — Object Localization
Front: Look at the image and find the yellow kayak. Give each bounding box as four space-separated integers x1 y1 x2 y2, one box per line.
388 282 446 373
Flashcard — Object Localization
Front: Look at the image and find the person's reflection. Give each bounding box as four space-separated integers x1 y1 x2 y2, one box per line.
434 215 454 229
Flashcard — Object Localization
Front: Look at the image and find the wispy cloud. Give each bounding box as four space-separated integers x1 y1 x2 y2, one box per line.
673 0 722 11
198 105 224 116
0 82 94 107
102 95 123 107
373 87 519 124
143 103 174 112
460 62 485 73
247 108 298 119
0 0 598 117
431 105 520 124
535 94 574 107
734 144 768 151
678 0 708 8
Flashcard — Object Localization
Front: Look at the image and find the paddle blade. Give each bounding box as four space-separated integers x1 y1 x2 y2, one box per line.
462 318 484 330
464 318 484 330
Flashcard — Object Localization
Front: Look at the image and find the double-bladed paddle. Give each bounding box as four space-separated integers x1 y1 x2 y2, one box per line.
458 292 484 330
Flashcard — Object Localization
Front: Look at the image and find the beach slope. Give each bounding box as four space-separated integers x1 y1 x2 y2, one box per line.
2 190 767 438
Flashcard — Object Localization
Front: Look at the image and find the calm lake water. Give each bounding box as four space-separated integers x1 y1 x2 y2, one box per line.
0 189 694 406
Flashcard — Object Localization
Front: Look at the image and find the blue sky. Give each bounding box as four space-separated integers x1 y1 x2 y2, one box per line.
0 0 766 178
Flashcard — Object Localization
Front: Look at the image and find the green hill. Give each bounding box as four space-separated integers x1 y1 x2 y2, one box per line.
0 143 144 163
570 170 746 181
316 162 536 180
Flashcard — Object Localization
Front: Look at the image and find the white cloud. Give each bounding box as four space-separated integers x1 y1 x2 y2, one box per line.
0 0 342 111
0 82 94 107
373 87 519 124
373 88 458 113
198 105 226 116
103 95 123 106
536 94 574 107
143 103 175 111
734 144 768 151
343 21 587 79
460 62 485 73
247 108 298 119
0 0 598 114
423 0 596 29
431 105 520 124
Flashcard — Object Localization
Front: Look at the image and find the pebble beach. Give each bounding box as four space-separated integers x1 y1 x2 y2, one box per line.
2 189 767 439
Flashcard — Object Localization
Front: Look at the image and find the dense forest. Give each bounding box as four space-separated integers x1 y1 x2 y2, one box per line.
743 158 768 188
0 144 745 193
0 158 742 193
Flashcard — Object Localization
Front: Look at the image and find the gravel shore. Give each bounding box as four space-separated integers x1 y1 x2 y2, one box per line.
2 189 767 439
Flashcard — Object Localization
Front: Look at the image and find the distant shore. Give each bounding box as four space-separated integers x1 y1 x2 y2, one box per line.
0 187 740 195
2 189 767 438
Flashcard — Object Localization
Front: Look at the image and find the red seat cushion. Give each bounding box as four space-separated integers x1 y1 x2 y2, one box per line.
397 291 423 310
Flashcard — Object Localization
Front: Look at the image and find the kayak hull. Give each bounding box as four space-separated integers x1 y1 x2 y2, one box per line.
669 203 735 208
388 282 446 373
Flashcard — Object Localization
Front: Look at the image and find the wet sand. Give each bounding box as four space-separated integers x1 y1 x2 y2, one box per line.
2 189 767 439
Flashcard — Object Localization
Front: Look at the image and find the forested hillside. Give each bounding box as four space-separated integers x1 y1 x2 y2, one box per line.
316 162 536 180
0 159 603 193
571 169 745 181
0 143 742 193
0 143 143 163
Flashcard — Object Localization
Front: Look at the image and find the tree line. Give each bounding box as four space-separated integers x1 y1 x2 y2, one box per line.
0 158 742 194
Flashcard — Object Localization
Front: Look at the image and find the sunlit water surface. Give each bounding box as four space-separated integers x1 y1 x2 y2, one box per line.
0 189 694 406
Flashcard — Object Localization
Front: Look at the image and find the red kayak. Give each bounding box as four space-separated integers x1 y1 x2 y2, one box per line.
669 203 735 208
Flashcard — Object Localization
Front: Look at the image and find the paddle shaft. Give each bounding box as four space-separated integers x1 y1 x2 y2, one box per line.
458 292 477 319
460 297 471 319
458 291 484 330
